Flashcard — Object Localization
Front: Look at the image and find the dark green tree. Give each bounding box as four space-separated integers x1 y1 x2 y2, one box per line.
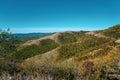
0 28 17 58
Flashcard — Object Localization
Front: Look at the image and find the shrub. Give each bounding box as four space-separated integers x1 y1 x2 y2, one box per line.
58 33 77 44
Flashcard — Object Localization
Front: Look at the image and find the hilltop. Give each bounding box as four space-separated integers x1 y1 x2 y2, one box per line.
0 24 120 80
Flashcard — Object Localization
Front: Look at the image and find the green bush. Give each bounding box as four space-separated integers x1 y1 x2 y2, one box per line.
0 60 21 75
58 33 77 44
0 29 18 58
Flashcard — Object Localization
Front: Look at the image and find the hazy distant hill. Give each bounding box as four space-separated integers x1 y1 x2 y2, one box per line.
14 33 53 42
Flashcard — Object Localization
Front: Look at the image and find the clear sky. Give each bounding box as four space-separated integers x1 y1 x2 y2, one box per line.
0 0 120 33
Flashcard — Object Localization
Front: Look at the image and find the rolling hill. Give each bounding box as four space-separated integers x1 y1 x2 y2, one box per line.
1 24 120 80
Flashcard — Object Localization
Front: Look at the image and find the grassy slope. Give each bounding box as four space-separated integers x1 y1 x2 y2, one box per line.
11 39 58 60
8 25 120 79
101 24 120 39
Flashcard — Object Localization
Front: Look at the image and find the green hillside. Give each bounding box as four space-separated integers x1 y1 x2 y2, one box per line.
11 39 58 60
0 25 120 80
58 36 109 60
101 24 120 39
58 32 77 44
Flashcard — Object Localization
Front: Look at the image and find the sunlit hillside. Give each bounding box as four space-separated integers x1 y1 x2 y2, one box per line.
0 25 120 80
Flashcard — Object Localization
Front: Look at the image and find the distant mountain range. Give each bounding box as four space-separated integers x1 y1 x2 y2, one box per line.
14 33 53 42
14 33 53 37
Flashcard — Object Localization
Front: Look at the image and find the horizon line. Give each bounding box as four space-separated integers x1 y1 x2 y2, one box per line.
5 27 107 34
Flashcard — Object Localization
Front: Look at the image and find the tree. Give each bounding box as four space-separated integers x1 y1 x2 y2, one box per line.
0 28 17 58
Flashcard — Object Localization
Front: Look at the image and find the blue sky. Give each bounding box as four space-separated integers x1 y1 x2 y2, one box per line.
0 0 120 33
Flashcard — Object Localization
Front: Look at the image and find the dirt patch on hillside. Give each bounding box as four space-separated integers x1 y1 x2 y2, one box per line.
86 31 107 38
115 39 120 44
